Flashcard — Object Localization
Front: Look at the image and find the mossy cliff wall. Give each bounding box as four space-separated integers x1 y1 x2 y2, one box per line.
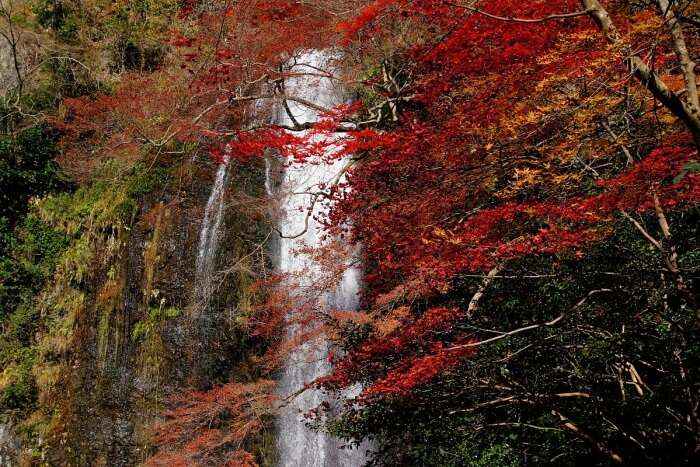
0 155 270 466
0 2 276 464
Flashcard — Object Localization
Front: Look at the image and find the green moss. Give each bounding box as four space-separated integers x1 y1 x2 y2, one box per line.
4 303 38 344
37 181 127 235
132 305 178 342
56 237 94 285
128 163 170 197
36 161 168 238
96 308 112 367
0 194 71 416
39 287 84 357
16 215 71 280
14 160 172 385
132 304 178 386
0 347 38 411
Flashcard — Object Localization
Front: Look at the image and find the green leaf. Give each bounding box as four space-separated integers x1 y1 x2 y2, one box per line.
673 160 700 183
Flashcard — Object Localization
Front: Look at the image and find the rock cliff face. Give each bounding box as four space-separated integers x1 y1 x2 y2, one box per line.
0 29 38 96
47 160 213 466
0 421 19 466
2 154 270 466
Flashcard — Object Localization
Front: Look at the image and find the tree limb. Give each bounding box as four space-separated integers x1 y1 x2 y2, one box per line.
448 1 589 23
657 0 700 118
581 0 700 145
449 289 613 351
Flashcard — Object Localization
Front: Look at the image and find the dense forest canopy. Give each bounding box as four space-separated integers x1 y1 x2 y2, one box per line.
1 0 699 466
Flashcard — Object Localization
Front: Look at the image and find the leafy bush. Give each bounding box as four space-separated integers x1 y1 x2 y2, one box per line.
32 0 73 37
0 127 65 231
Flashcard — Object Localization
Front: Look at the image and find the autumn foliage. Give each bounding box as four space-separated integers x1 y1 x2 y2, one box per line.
143 0 700 463
145 381 276 467
302 0 700 394
45 0 700 464
209 0 699 464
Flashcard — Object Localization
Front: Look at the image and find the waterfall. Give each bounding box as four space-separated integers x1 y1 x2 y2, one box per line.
193 157 229 313
271 50 366 467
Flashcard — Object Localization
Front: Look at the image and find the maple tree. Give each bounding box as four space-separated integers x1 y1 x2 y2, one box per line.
150 0 700 463
145 381 276 466
259 1 699 464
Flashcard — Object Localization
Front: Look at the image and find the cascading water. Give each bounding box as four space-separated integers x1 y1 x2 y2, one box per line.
193 157 229 313
271 50 366 467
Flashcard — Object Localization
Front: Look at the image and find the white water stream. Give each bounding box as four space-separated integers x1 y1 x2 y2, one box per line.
271 50 366 467
194 158 229 313
192 49 365 465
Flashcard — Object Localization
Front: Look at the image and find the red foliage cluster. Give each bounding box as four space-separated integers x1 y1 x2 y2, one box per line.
145 381 276 467
316 307 467 391
52 73 193 181
337 0 402 38
178 0 199 18
409 137 700 285
361 342 475 398
301 1 700 401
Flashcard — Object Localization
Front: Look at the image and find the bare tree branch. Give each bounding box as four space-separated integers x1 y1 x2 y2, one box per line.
448 1 589 23
449 289 613 351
